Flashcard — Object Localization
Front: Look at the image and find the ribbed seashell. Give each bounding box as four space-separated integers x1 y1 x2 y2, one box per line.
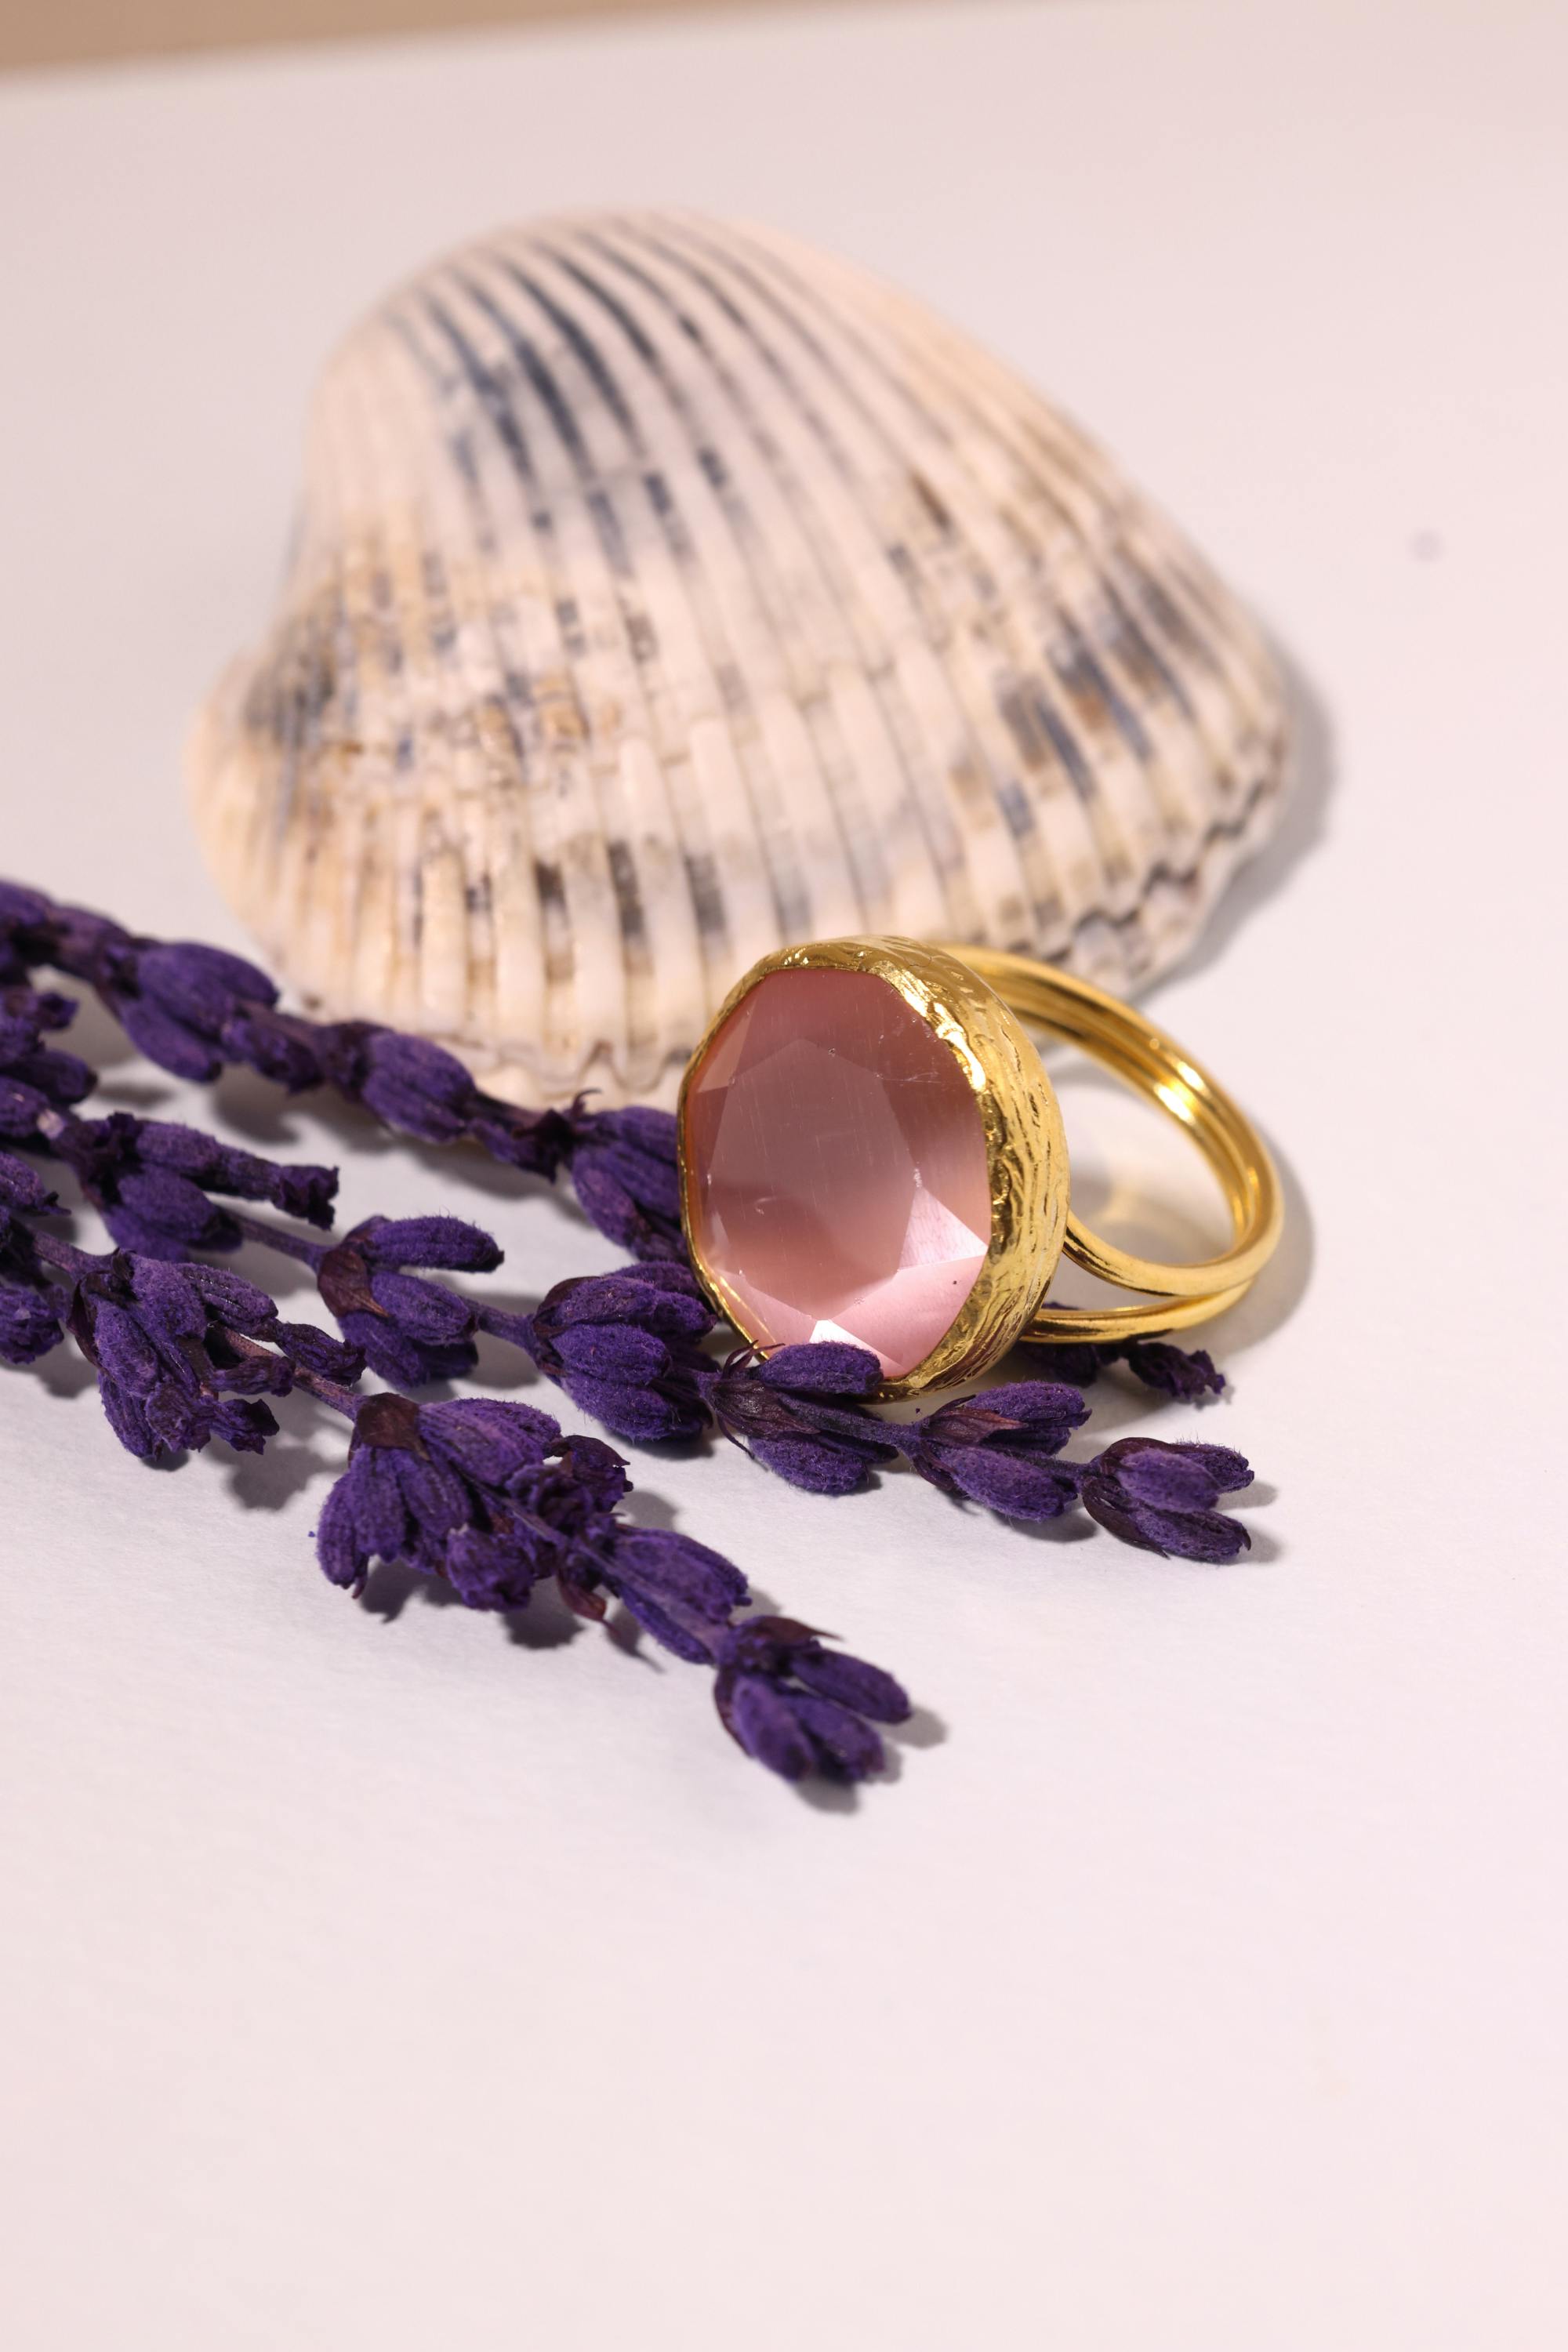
190 210 1289 1106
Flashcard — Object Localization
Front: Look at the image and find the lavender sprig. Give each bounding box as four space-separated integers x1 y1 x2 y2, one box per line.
1 1154 910 1786
31 1102 1258 1544
321 1392 910 1779
47 1107 337 1259
0 882 683 1259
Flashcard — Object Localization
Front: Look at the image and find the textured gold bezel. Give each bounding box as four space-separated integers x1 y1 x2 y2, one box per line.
676 936 1069 1400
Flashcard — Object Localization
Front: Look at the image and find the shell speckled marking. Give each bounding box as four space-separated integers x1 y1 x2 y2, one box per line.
189 210 1290 1107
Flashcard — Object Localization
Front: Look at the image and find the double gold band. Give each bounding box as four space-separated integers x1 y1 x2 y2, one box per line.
950 948 1283 1345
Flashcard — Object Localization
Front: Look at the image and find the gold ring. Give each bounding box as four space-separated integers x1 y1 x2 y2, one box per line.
677 936 1282 1399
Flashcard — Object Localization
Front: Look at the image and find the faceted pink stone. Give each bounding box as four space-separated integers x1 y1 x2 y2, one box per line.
683 967 992 1379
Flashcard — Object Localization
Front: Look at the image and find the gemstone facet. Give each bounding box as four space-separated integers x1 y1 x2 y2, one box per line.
682 967 993 1379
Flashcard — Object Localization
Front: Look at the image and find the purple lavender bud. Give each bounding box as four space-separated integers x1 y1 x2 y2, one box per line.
0 884 53 980
182 1262 281 1337
557 1372 700 1444
121 1254 208 1345
316 1225 481 1386
66 1252 292 1465
550 1432 631 1508
104 1167 238 1258
0 1076 56 1135
201 1341 292 1399
927 1446 1083 1519
788 1645 912 1722
725 1677 819 1777
1018 1337 1112 1387
566 1105 684 1261
137 942 279 1031
138 1370 211 1455
314 1392 586 1597
443 1528 545 1612
756 1431 882 1497
1022 1330 1227 1402
1117 1439 1251 1504
126 1119 337 1228
114 993 226 1083
754 1341 884 1397
898 1379 1091 1520
86 1298 162 1393
523 1269 713 1445
217 1007 328 1094
358 1033 476 1143
551 1322 671 1384
316 1452 404 1588
466 1103 575 1181
0 1283 66 1363
273 1322 365 1383
365 1269 476 1347
421 1395 562 1486
787 1693 890 1780
347 1316 471 1389
0 1152 59 1214
45 900 129 974
97 1377 160 1459
1079 1436 1254 1562
712 1614 911 1783
0 984 77 1062
209 1396 281 1454
1119 1337 1226 1402
2 1047 93 1112
543 1265 713 1338
699 1344 898 1497
611 1515 752 1628
354 1214 502 1273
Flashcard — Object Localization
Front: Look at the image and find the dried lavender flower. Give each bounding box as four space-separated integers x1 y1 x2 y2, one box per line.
65 1249 289 1461
0 1283 67 1364
895 1380 1091 1520
0 1151 64 1300
561 1103 685 1260
1079 1436 1254 1562
1 880 680 1256
312 1214 500 1386
699 1341 900 1497
713 1616 912 1783
49 1109 337 1260
314 1391 906 1777
513 1263 716 1443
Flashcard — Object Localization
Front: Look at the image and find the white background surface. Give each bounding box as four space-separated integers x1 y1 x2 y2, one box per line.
2 2 1565 2344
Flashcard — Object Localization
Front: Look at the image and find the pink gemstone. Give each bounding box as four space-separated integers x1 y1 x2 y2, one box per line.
683 967 992 1379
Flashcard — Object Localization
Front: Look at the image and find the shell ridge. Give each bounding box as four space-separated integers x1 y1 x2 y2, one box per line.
623 217 993 943
533 227 869 952
742 226 1287 980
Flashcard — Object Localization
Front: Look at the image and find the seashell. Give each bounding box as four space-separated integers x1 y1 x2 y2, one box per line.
190 210 1289 1107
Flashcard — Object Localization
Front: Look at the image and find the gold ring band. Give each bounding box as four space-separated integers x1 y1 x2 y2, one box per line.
948 948 1283 1345
677 936 1282 1397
